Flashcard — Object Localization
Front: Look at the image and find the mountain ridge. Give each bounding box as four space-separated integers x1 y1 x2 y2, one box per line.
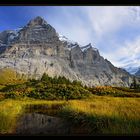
0 16 133 87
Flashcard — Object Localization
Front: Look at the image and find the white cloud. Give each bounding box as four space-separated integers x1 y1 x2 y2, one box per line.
83 6 140 42
103 36 140 68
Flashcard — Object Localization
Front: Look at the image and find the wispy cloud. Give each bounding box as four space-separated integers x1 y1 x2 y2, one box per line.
103 36 140 68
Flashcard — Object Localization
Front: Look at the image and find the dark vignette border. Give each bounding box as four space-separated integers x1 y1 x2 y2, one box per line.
0 0 140 139
0 0 140 6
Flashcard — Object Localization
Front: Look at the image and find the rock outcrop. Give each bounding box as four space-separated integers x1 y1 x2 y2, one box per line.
0 16 133 87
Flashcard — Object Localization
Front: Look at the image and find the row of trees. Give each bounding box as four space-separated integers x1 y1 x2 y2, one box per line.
2 73 140 100
40 73 82 86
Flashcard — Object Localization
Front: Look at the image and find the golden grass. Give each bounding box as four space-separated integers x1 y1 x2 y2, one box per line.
0 98 66 134
61 96 140 134
67 97 140 119
0 68 26 85
0 96 140 135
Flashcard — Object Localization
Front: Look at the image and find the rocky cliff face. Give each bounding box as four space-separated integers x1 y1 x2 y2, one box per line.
0 16 133 87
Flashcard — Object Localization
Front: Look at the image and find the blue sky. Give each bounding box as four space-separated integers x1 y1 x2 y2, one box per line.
0 6 140 68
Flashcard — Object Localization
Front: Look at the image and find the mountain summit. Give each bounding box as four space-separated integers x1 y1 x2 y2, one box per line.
0 16 133 86
27 16 47 27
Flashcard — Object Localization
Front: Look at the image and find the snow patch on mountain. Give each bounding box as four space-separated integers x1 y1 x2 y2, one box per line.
58 34 77 45
59 34 98 52
81 43 98 52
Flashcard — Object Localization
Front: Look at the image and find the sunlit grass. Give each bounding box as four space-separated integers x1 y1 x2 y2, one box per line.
0 98 66 134
0 68 26 85
0 96 140 135
60 96 140 134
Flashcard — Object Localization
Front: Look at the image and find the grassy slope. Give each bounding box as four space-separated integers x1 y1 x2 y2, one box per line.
0 68 26 87
0 96 140 135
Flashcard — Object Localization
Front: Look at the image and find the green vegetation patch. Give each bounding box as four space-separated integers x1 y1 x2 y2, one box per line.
1 73 92 100
88 86 140 97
